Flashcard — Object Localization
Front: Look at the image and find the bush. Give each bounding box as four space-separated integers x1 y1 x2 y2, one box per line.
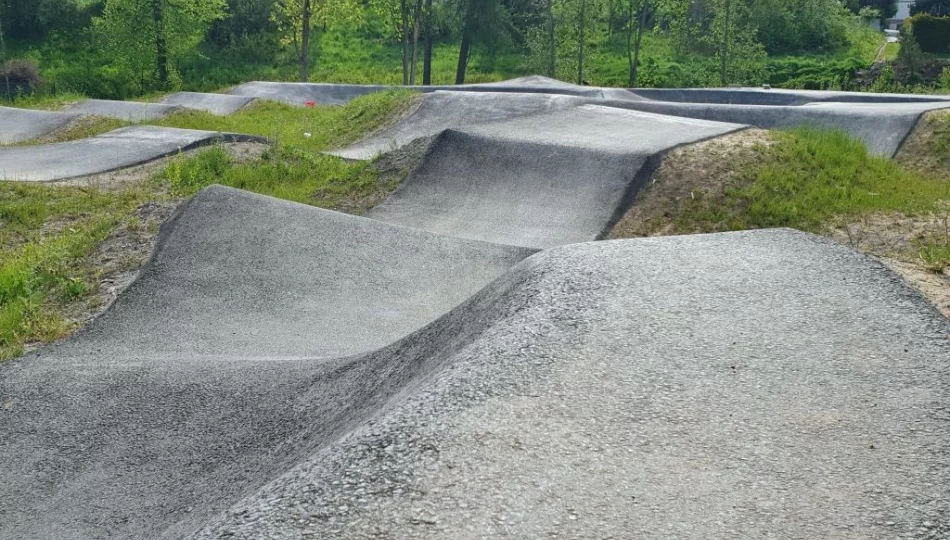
0 60 43 98
905 14 950 54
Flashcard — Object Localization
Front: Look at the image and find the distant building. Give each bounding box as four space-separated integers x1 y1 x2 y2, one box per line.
888 0 916 29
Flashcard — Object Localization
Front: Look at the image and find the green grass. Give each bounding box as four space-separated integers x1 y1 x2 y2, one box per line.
0 182 160 359
883 42 901 61
681 127 950 232
0 90 417 360
155 89 417 151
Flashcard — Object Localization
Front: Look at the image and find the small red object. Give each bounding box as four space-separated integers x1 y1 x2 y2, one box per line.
304 100 315 108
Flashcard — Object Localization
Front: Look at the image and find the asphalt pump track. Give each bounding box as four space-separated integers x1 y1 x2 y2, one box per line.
1 80 949 539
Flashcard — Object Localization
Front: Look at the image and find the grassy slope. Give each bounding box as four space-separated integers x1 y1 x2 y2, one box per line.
613 125 950 273
0 90 417 360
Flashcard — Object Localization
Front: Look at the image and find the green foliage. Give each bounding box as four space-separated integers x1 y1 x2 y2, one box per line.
92 0 227 90
905 14 950 54
0 181 150 359
724 128 950 232
912 0 950 17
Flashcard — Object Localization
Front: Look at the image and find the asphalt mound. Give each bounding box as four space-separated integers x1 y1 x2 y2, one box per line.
67 99 182 121
228 78 612 107
0 186 533 539
631 87 950 105
608 98 950 156
228 81 393 106
160 92 256 115
0 105 80 144
368 105 744 248
331 91 590 160
188 229 950 540
0 126 262 181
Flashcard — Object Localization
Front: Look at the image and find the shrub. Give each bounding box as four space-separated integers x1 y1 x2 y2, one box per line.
905 14 950 54
0 60 43 98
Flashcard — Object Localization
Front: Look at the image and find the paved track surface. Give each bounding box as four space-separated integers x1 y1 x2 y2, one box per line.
0 126 261 181
66 99 182 121
606 98 950 156
2 77 950 540
228 76 622 107
331 91 590 160
0 106 79 144
630 87 950 105
159 92 256 115
0 186 533 540
186 229 950 540
368 105 743 248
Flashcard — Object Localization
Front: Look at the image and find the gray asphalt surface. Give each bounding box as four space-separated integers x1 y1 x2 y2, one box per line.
368 105 743 248
228 76 620 107
607 98 950 156
67 99 182 121
630 86 950 105
227 81 393 106
189 229 950 540
2 77 949 540
0 105 79 144
0 185 533 540
160 92 256 115
331 91 590 160
0 126 262 181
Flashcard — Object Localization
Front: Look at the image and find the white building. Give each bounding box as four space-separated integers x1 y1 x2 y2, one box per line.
889 0 916 29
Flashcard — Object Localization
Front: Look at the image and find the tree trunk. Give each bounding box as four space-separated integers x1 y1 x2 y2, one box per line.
577 0 586 85
0 12 10 100
300 0 311 82
720 0 729 86
422 0 433 85
546 0 555 78
455 3 473 85
409 0 423 84
152 0 168 85
630 2 648 86
401 0 409 85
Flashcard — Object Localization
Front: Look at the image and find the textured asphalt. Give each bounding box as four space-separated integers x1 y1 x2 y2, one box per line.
0 105 79 144
67 99 183 121
0 186 533 540
368 105 743 248
0 126 262 181
1 77 949 540
159 92 256 115
330 91 590 160
608 98 950 156
187 229 950 540
630 86 950 105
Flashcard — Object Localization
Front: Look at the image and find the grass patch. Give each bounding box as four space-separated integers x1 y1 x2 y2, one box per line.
14 116 129 146
0 92 87 111
678 127 950 233
0 182 162 359
161 145 387 210
156 89 418 151
883 42 901 61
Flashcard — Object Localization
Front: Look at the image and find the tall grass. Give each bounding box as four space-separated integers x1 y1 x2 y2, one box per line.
680 127 950 233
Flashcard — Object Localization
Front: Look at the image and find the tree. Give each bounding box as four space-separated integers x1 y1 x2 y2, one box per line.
912 0 950 16
625 0 654 86
453 0 516 84
272 0 361 82
94 0 227 88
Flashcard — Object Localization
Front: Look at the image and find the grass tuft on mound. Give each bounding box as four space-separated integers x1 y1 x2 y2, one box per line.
679 127 950 234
